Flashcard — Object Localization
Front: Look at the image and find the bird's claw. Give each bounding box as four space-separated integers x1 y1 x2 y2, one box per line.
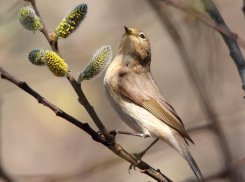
128 153 143 174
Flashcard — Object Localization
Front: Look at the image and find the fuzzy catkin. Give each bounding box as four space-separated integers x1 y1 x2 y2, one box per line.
78 46 112 82
45 51 68 77
56 4 87 39
28 49 46 66
18 7 43 31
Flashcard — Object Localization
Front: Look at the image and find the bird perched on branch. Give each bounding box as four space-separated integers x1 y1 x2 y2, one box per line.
104 27 204 182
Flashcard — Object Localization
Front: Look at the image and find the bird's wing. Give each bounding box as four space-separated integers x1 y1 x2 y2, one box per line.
118 73 194 144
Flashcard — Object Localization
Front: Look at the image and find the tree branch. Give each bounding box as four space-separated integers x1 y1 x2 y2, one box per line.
66 73 113 143
0 67 172 182
157 0 245 96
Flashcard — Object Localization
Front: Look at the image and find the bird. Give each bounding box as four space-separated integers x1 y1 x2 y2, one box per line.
104 26 204 182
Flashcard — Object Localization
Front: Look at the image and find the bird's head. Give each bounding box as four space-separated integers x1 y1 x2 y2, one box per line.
119 27 151 66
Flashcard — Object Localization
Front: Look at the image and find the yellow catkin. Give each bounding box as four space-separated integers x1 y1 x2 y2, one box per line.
45 51 68 77
28 49 46 66
18 7 43 31
56 4 87 39
78 46 112 82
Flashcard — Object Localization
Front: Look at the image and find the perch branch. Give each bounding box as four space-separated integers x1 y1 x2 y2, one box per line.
0 67 172 182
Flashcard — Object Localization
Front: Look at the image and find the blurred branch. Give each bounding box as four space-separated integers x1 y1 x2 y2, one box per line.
0 96 15 182
157 0 245 96
0 67 172 182
200 0 245 95
158 0 245 49
148 1 238 181
242 0 245 17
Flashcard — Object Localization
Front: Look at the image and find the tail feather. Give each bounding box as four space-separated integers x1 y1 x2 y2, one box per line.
184 146 205 182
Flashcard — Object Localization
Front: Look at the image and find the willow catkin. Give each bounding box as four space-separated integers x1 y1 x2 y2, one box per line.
78 46 112 82
45 51 68 77
28 49 46 66
18 7 43 32
56 4 87 39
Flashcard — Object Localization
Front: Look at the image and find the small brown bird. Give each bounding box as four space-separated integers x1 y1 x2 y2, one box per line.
104 27 204 181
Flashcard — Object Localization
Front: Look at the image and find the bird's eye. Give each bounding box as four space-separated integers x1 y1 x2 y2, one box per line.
139 33 145 40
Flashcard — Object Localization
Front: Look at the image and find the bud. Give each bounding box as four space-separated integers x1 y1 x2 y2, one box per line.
28 49 46 66
56 4 87 39
78 46 112 82
45 51 68 77
18 7 43 32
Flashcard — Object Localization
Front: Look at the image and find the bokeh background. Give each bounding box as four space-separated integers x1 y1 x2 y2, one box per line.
1 0 245 181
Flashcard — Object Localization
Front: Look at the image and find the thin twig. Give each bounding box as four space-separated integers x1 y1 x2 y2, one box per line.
66 73 113 142
30 1 62 57
29 0 112 146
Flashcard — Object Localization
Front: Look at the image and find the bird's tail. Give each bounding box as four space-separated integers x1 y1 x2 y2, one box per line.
182 145 205 182
159 134 204 181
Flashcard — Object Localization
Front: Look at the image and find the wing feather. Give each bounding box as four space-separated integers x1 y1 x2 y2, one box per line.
118 72 194 144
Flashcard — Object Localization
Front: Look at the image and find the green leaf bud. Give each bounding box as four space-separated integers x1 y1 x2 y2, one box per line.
45 51 68 77
56 4 87 39
28 49 46 66
18 7 43 32
78 46 112 82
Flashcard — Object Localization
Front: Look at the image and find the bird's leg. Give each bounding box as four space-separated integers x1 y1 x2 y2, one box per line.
109 130 150 138
129 138 160 172
97 130 150 145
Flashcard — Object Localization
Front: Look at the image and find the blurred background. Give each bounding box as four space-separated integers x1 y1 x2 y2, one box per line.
1 0 245 181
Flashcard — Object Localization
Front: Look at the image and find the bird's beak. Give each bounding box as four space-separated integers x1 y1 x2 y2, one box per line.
124 26 133 35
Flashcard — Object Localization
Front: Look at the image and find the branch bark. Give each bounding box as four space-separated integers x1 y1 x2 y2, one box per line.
0 67 172 182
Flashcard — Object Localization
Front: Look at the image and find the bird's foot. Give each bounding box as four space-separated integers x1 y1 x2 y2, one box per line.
128 151 145 173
